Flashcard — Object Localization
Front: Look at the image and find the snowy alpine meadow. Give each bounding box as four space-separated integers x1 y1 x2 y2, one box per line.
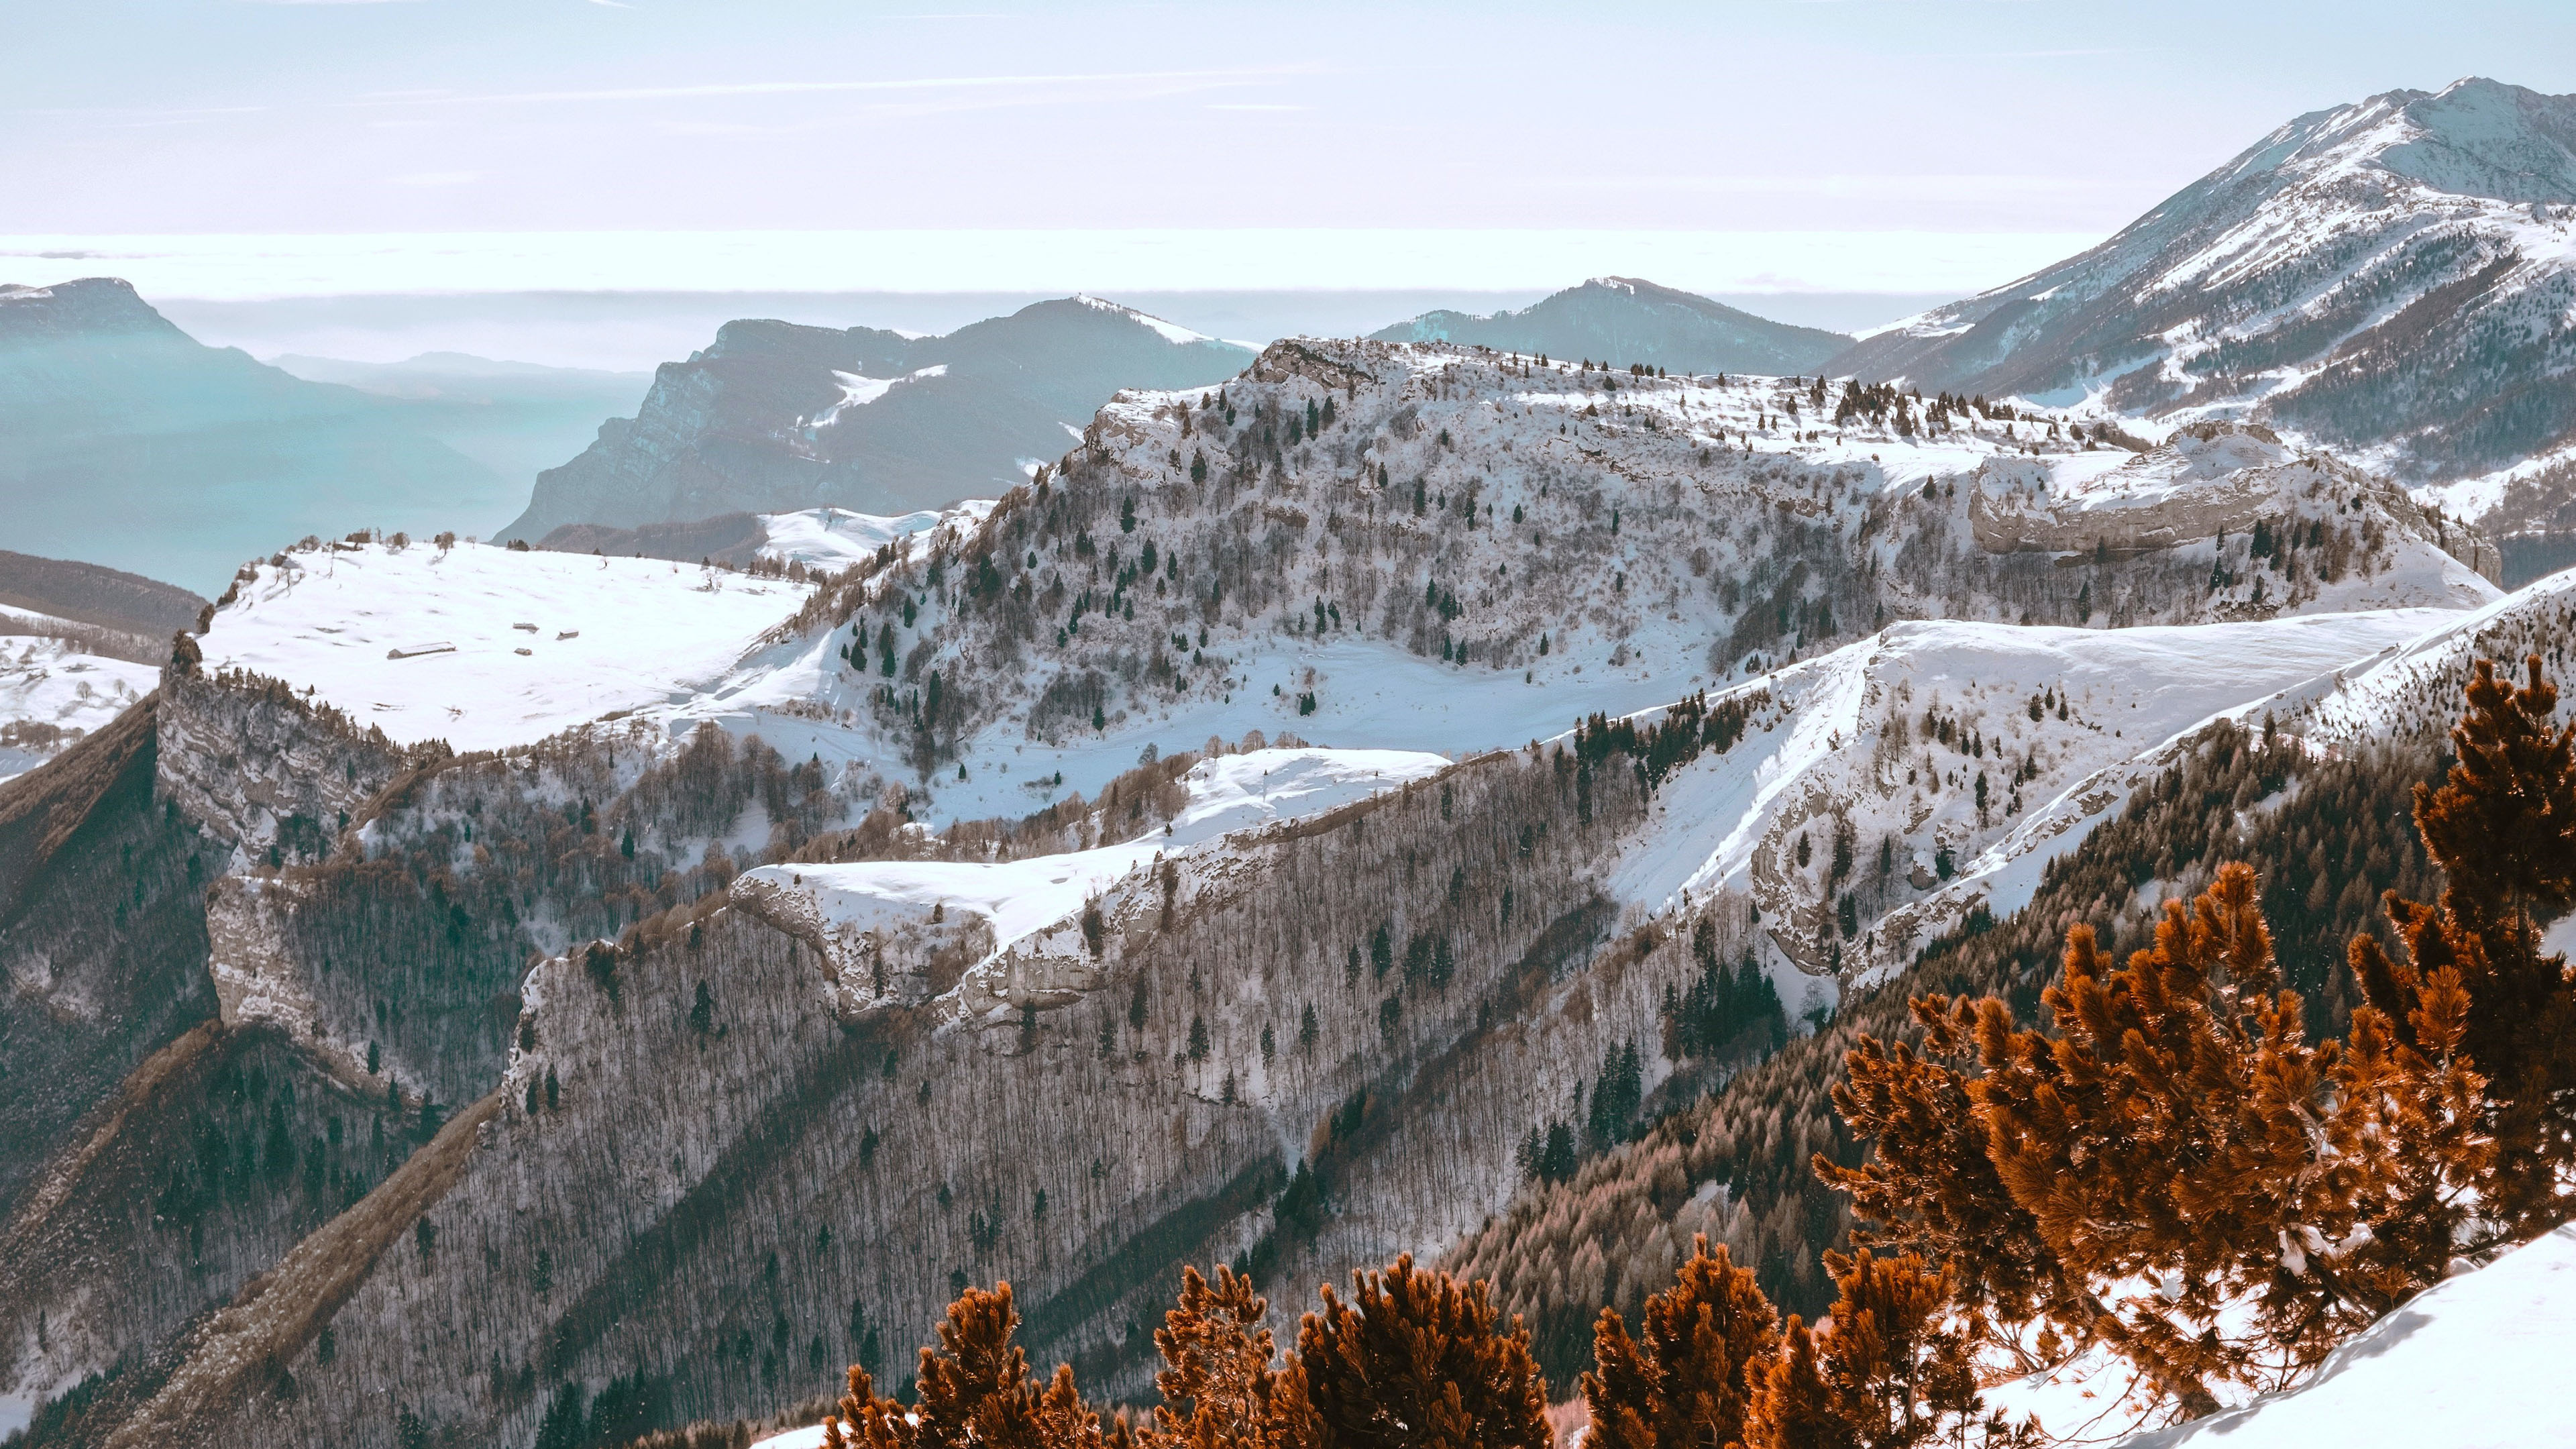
0 631 158 782
23 57 2576 1449
197 535 815 754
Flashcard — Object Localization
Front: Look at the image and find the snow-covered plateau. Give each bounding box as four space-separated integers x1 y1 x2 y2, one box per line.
197 537 813 754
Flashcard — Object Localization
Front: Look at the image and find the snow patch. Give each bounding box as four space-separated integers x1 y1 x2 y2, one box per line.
199 540 813 753
738 747 1445 963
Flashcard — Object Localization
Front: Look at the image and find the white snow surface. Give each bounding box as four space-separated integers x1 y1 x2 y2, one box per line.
1073 292 1212 345
812 363 947 429
2108 1223 2576 1449
0 636 158 782
737 747 1446 961
1597 608 2448 981
756 501 994 574
747 1426 826 1449
2290 564 2576 743
199 539 814 753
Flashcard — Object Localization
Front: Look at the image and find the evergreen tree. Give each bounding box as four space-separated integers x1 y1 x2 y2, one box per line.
1826 863 2488 1413
2351 654 2576 1228
826 1281 1106 1449
1146 1265 1320 1448
1582 1235 1778 1449
1739 1252 1996 1449
1296 1255 1550 1449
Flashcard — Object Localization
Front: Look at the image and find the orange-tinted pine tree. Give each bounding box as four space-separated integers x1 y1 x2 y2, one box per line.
1145 1265 1319 1449
824 1281 1106 1449
2351 654 2576 1229
1835 865 2487 1415
1739 1316 1846 1449
1295 1254 1551 1449
1819 1007 2080 1376
1739 1251 2012 1449
1581 1234 1779 1449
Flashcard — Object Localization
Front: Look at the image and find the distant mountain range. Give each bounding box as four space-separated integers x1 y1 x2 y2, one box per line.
501 297 1256 541
1831 78 2576 526
0 279 526 594
266 352 651 505
1370 276 1850 376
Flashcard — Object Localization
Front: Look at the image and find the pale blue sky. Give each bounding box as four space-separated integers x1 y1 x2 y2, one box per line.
11 1 2572 239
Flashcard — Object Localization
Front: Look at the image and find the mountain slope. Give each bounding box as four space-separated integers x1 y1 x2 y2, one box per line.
1371 278 1849 376
0 280 521 594
501 297 1254 541
1831 78 2576 510
0 339 2526 1449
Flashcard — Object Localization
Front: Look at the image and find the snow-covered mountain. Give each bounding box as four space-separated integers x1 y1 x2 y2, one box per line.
0 329 2542 1447
172 339 2500 968
1371 277 1850 376
1832 78 2576 520
502 297 1254 542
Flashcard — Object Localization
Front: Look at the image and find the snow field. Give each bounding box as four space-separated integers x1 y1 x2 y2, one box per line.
0 635 159 782
736 746 1448 964
2108 1223 2576 1448
756 502 989 574
1601 608 2455 981
198 539 814 753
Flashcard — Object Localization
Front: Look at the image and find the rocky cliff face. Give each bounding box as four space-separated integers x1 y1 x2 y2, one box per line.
502 299 1255 542
1831 78 2576 505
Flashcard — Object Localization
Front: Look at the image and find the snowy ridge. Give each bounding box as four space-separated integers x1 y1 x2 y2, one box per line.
1833 78 2576 502
730 747 1447 1021
755 501 996 574
1594 609 2449 982
179 337 2512 982
2260 563 2576 744
1073 293 1214 346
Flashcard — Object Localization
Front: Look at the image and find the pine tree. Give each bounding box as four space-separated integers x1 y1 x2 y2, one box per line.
1581 1235 1778 1449
1738 1252 1996 1449
1827 863 2489 1414
2351 654 2576 1228
828 1281 1106 1449
1296 1255 1550 1449
1146 1265 1320 1448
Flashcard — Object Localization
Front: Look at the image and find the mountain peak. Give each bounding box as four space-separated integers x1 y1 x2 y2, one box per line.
1370 276 1848 374
2377 76 2576 202
0 276 188 345
1831 76 2576 495
2233 76 2576 204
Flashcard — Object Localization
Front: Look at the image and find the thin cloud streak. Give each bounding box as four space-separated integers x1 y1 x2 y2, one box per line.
13 66 1318 119
365 66 1318 109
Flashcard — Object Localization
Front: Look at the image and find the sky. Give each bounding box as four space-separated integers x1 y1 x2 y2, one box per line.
4 1 2573 304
